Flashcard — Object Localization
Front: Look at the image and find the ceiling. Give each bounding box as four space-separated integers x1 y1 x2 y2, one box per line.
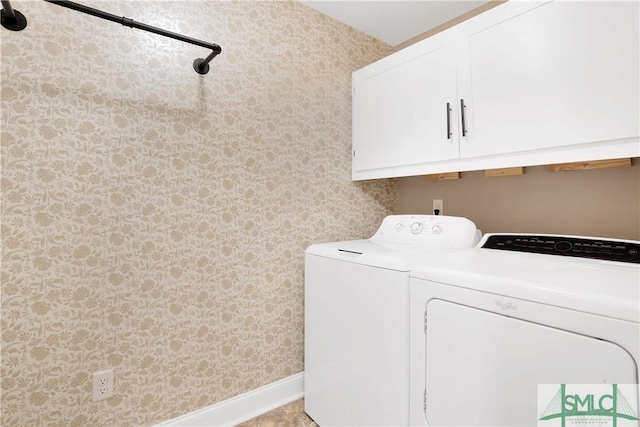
300 1 490 46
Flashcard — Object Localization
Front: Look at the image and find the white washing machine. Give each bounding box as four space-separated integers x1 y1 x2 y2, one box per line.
304 215 481 427
409 233 640 427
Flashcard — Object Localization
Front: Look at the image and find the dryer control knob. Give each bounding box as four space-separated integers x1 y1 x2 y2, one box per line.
554 241 573 252
410 222 424 234
432 225 442 234
395 223 404 232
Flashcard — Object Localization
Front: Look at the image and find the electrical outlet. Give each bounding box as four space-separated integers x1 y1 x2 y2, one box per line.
433 199 443 215
92 369 114 402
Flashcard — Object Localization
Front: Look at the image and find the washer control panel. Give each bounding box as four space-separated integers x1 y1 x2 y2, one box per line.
482 235 640 264
371 215 479 249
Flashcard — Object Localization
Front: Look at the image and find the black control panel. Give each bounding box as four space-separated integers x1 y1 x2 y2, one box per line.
482 235 640 264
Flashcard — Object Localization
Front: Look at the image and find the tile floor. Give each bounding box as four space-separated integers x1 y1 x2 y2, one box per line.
236 399 318 427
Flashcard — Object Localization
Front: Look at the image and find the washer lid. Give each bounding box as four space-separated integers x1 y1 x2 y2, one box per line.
410 241 640 323
306 239 457 271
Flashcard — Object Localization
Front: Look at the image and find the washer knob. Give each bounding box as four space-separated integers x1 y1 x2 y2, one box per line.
395 223 404 232
410 222 424 234
432 225 442 234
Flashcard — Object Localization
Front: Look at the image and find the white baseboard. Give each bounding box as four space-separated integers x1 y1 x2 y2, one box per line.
154 372 305 427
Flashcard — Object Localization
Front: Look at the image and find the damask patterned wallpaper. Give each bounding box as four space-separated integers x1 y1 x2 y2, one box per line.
0 1 394 425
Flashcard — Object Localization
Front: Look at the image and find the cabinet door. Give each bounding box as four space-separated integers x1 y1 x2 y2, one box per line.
352 45 459 177
459 1 640 158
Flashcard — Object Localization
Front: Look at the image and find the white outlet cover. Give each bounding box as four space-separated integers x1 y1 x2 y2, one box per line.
92 369 114 402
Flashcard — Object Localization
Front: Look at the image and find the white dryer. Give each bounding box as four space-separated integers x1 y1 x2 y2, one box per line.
409 233 640 427
304 215 480 426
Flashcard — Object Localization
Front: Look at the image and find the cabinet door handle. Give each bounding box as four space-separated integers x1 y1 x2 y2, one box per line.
460 99 467 137
446 102 452 140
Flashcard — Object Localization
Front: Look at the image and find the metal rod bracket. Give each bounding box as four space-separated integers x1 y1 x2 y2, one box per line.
193 49 221 75
1 7 27 31
193 58 210 75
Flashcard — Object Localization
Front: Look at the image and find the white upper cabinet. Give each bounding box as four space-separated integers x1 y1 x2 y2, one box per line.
352 42 459 174
459 1 640 159
351 1 640 181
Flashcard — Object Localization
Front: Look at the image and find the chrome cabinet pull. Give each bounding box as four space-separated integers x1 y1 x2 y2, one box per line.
446 102 452 140
460 99 467 137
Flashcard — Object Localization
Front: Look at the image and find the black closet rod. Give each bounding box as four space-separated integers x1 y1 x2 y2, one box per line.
0 0 222 74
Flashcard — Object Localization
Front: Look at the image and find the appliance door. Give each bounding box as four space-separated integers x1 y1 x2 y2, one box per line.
424 299 638 426
304 253 409 426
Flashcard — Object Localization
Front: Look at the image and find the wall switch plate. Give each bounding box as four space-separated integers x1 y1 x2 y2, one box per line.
92 369 114 402
433 199 443 215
